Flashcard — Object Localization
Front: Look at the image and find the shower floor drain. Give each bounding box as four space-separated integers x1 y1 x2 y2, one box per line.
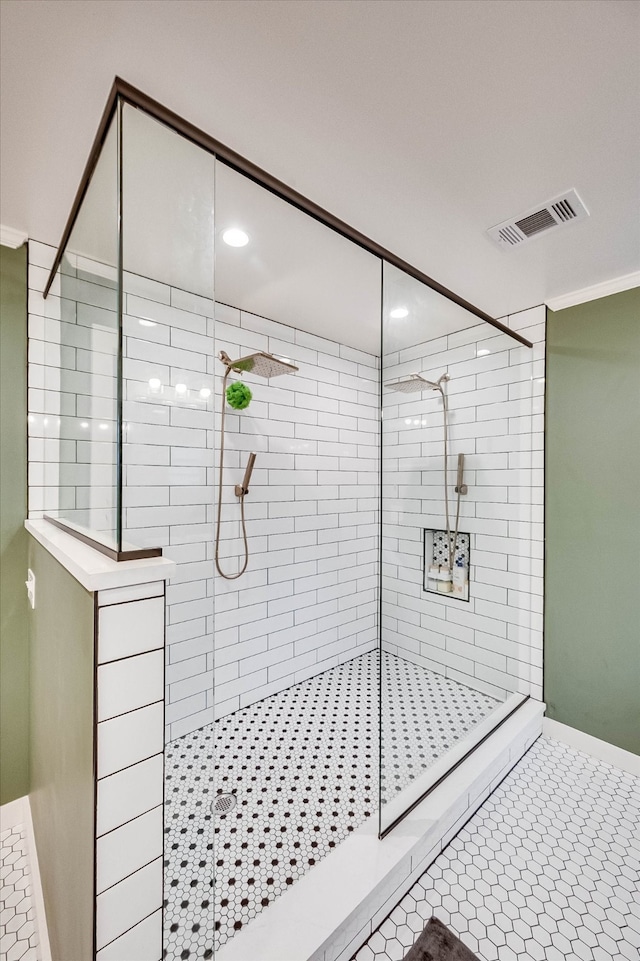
212 793 237 815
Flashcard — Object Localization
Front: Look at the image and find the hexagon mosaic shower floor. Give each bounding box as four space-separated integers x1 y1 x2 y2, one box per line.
163 651 500 959
354 736 640 961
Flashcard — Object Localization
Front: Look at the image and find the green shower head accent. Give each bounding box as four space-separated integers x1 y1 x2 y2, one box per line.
226 381 252 410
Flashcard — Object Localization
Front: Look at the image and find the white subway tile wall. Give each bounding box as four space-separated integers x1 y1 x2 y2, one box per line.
27 242 379 741
381 309 545 701
95 584 166 959
27 241 542 737
121 276 215 743
211 304 379 721
28 242 119 526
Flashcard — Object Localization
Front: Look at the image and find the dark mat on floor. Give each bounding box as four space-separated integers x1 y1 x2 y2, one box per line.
403 916 479 961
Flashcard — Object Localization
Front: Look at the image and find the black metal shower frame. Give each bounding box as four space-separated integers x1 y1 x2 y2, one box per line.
44 78 532 349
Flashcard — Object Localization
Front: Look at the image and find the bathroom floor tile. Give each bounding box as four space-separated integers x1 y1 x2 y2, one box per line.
354 737 640 961
0 825 40 961
163 651 500 958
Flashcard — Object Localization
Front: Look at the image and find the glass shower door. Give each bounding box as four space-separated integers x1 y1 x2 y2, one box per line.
379 262 535 835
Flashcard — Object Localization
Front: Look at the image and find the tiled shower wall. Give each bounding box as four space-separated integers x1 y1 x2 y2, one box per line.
212 307 379 719
382 307 545 701
27 241 379 741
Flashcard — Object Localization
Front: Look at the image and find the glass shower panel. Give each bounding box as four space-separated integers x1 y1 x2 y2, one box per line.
120 102 216 554
379 262 533 834
39 114 120 549
118 103 217 959
211 159 382 954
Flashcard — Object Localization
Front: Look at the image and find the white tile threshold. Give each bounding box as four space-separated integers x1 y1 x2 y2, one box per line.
215 698 544 961
381 691 526 831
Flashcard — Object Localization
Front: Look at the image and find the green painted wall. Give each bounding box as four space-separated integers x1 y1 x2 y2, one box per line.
545 287 640 754
28 538 95 961
0 242 29 804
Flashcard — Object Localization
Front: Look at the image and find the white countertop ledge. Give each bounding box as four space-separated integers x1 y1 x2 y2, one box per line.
25 519 176 592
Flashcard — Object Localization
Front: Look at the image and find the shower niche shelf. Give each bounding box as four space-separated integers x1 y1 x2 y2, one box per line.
423 528 470 602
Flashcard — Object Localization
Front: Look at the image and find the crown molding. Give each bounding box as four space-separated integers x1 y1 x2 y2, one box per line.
0 225 28 249
546 271 640 312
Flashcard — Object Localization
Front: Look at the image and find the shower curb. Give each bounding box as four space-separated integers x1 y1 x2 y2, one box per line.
215 698 544 961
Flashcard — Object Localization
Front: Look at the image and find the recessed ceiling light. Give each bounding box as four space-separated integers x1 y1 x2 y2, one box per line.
477 348 491 356
390 307 409 319
139 319 156 328
222 228 249 248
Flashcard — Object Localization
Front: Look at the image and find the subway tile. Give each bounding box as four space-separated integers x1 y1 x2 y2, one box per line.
98 592 164 664
165 653 208 685
96 909 162 961
127 294 207 334
169 670 213 703
295 328 340 355
165 692 208 725
168 595 213 623
170 706 214 738
98 702 164 778
96 754 163 837
96 806 163 894
96 857 163 951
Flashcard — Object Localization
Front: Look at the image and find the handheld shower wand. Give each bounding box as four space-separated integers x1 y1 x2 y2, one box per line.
455 453 467 495
235 453 256 497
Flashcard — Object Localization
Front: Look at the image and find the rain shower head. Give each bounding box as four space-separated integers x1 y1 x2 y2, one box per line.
385 372 449 394
219 350 299 378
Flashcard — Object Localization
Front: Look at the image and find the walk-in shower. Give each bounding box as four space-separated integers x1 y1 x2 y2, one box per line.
215 350 299 580
33 80 540 961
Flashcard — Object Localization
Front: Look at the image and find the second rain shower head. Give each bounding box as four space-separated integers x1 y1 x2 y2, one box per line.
385 372 450 394
219 350 299 378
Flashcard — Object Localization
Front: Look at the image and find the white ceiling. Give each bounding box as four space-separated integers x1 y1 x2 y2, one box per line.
68 100 385 351
1 0 639 351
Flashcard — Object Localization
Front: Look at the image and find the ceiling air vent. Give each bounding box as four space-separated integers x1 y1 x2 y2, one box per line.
487 189 589 249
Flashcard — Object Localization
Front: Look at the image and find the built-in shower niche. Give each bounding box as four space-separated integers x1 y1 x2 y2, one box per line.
423 529 470 602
